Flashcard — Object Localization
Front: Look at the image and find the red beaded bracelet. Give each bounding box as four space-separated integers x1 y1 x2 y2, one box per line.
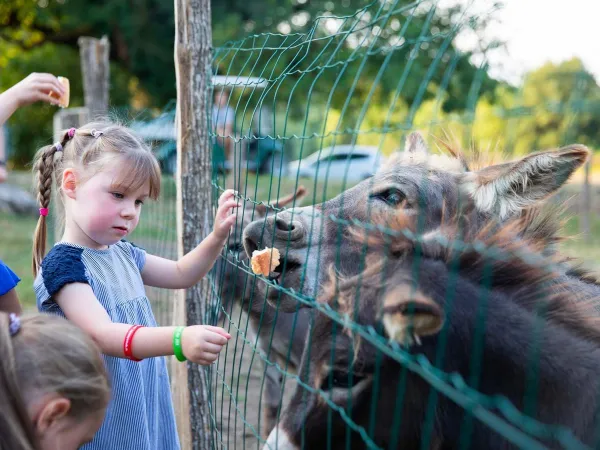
123 325 144 361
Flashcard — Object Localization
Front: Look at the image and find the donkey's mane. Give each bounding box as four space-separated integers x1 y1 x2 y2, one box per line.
382 131 512 174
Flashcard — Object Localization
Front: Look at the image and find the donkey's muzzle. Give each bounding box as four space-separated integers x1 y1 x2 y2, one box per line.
243 211 306 259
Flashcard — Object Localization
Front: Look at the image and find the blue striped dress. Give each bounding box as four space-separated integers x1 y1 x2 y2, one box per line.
34 240 180 450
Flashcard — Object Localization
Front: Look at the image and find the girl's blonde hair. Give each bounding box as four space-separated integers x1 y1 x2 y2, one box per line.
32 121 161 276
0 313 110 450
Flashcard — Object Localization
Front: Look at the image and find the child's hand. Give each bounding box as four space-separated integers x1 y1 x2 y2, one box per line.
9 73 66 108
213 189 241 240
181 325 231 365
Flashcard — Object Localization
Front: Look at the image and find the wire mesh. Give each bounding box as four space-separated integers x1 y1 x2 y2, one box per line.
133 0 600 448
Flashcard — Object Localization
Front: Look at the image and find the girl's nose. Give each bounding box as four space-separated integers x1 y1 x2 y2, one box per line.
121 203 136 218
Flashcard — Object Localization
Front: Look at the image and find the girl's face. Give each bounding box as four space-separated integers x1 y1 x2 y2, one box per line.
65 162 150 249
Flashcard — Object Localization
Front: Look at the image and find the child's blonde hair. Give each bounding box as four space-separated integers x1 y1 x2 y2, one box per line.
0 312 110 450
31 121 162 276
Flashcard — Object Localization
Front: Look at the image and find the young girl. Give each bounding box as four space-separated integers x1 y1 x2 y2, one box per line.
0 311 110 450
32 122 239 449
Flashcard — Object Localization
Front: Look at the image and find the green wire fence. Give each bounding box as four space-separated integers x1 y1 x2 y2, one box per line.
130 0 600 448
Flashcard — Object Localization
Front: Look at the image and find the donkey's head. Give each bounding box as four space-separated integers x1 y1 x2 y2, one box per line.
243 131 589 312
213 186 307 322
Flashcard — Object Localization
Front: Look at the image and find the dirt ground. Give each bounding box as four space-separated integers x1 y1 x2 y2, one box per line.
209 305 297 450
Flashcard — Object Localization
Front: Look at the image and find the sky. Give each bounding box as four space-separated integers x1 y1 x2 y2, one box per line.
444 0 600 85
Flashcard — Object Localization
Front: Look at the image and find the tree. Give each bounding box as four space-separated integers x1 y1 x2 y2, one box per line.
512 58 600 154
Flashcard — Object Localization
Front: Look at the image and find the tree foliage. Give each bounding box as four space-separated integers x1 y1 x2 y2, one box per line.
1 1 598 166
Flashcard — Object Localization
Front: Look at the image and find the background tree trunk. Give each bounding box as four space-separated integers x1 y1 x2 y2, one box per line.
174 0 214 448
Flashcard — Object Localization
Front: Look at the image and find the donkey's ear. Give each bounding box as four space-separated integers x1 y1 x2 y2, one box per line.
403 131 429 155
461 144 590 220
381 285 443 347
271 185 307 209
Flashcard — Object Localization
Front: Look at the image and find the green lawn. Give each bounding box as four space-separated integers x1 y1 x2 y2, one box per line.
2 170 599 312
0 211 38 310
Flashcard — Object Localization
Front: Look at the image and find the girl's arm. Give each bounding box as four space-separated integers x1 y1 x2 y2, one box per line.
0 73 65 126
141 189 240 289
0 288 22 315
55 282 230 363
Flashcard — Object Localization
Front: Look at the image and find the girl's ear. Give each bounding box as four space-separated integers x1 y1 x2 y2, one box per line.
62 168 78 199
34 396 71 433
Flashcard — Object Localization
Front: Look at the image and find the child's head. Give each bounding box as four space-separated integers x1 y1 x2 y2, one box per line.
32 122 161 276
0 312 110 450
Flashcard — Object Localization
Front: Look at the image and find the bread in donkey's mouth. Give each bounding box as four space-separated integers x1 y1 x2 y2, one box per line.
250 247 281 277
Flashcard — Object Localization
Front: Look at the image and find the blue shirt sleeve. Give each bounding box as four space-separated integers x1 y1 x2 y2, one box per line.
0 260 20 296
35 245 90 312
124 240 147 273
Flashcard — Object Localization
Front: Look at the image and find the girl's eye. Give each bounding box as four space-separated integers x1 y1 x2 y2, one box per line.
112 192 124 199
135 200 144 206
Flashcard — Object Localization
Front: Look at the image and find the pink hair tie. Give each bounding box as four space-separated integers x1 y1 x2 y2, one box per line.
67 128 76 138
39 208 49 217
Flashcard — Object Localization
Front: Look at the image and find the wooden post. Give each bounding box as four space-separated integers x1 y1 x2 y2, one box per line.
78 36 110 119
174 0 214 448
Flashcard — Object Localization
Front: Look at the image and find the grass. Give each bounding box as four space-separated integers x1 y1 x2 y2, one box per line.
1 211 37 310
561 215 600 273
3 170 600 312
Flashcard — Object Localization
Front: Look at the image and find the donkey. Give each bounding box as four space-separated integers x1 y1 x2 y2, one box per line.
243 131 593 313
263 211 600 450
212 186 313 438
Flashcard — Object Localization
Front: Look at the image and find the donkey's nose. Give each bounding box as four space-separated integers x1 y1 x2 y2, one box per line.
272 213 304 241
275 218 296 232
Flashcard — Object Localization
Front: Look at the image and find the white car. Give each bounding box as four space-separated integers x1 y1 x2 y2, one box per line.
287 145 385 182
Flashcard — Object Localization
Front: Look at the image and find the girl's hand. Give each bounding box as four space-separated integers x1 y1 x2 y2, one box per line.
213 189 241 240
9 73 66 108
181 325 231 365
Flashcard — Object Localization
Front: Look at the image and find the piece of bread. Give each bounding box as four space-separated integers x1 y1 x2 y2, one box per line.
49 77 70 108
251 247 281 277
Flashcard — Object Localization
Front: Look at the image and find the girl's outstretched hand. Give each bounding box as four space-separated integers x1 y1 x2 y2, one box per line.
181 325 231 365
213 189 241 240
9 73 66 108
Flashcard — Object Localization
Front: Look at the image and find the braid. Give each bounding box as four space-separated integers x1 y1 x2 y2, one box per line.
31 129 75 277
32 143 62 277
35 148 56 211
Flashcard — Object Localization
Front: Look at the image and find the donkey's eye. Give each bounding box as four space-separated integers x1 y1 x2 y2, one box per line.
370 188 406 206
324 370 366 390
